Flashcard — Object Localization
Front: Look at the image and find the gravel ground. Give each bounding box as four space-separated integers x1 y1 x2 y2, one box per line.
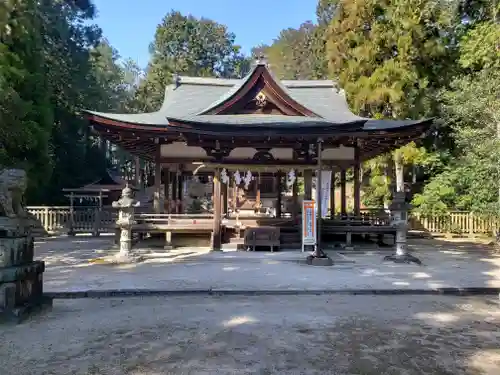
34 236 500 293
2 295 500 375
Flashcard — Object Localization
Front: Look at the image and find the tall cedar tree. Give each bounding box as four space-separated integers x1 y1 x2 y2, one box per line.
324 0 457 206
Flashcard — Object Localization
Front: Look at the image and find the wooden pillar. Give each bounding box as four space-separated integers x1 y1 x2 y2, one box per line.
163 168 171 213
292 177 298 219
222 181 228 218
354 147 361 216
330 171 336 218
315 140 324 254
134 156 141 187
68 192 75 236
177 170 183 213
231 180 237 213
153 156 162 213
255 173 261 213
304 169 313 200
211 168 222 251
276 172 282 218
171 170 177 202
94 190 103 237
340 169 347 216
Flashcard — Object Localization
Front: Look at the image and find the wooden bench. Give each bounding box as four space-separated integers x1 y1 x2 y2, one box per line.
244 227 280 252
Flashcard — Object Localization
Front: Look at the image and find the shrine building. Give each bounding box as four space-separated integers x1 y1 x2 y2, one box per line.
84 60 433 251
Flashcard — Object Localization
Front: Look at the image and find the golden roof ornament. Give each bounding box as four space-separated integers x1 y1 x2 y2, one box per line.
255 91 267 107
255 54 268 66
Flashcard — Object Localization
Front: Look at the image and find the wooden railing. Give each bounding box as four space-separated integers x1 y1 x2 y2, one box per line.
409 211 498 235
25 206 500 237
27 206 117 235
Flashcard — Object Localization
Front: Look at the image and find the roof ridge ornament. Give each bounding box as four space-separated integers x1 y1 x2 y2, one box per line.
255 54 268 66
331 81 345 97
255 91 267 108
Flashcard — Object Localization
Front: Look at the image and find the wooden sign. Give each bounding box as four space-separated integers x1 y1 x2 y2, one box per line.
302 200 316 251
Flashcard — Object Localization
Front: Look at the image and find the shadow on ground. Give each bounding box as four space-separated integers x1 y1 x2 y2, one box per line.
34 235 500 293
1 295 500 374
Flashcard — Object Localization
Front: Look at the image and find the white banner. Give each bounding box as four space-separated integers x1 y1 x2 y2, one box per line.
317 170 331 218
302 200 316 251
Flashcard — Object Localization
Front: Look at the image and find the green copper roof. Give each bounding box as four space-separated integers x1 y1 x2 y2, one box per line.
85 63 433 133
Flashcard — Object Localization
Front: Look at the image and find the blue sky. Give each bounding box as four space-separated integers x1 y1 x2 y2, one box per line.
92 0 318 68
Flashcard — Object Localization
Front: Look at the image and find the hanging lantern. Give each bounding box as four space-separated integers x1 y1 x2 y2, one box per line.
243 171 253 190
234 170 242 185
221 168 229 184
286 169 296 189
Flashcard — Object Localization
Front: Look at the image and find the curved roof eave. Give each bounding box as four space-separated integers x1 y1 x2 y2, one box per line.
166 114 366 127
84 110 170 128
363 118 435 131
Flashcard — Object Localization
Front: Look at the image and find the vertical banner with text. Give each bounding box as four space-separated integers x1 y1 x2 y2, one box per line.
302 200 317 252
319 170 332 218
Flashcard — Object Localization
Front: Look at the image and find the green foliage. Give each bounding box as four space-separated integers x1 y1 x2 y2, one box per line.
414 68 500 215
1 0 499 219
0 0 53 188
325 0 455 118
253 22 327 80
412 2 500 216
0 0 136 204
316 0 339 25
459 21 500 70
323 0 457 205
137 11 250 112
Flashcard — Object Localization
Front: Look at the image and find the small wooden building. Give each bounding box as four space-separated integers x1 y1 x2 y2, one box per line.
63 169 133 206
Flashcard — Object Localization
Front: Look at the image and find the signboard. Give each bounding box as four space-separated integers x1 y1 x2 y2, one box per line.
302 200 317 251
318 170 332 218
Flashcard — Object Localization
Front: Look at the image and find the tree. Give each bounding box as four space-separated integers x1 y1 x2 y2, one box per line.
316 0 339 26
324 0 457 206
413 4 500 215
137 11 249 111
252 22 327 80
0 0 54 191
1 0 136 204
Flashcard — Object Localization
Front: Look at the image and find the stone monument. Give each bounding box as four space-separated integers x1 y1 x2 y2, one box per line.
384 191 422 265
0 168 52 323
111 184 141 262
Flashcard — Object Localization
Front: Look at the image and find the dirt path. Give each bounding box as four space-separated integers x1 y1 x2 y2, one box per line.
2 295 500 374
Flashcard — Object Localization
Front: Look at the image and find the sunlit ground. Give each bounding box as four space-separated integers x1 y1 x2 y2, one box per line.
2 295 500 374
34 235 500 293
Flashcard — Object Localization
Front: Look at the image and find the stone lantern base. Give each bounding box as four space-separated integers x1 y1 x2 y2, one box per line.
384 253 422 265
1 218 52 324
383 192 422 266
306 254 334 266
306 245 334 266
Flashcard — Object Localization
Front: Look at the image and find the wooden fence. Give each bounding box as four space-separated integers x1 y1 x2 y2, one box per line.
409 211 497 235
27 206 117 236
25 206 499 237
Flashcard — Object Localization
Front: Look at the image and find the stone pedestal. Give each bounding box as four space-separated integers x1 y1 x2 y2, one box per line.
383 192 422 265
110 185 142 263
306 254 334 266
0 217 52 323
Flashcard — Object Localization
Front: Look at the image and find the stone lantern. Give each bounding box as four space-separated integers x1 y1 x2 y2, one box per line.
384 191 421 265
112 184 140 260
0 168 52 322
